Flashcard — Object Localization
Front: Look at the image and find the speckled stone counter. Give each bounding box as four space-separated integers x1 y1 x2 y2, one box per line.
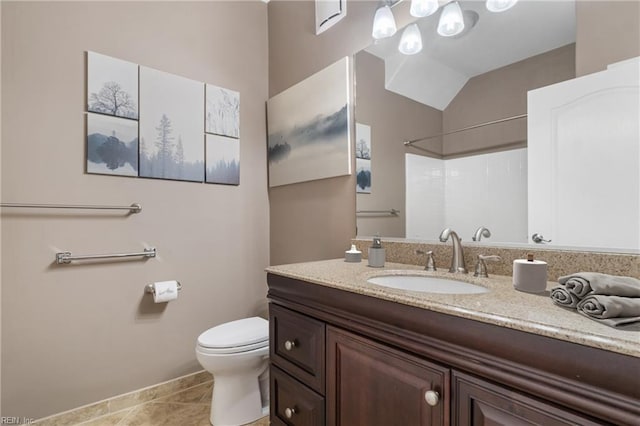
351 238 640 281
266 259 640 358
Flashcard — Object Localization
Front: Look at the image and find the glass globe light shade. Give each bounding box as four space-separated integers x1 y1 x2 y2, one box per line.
398 24 423 55
486 0 518 13
372 5 397 39
437 2 465 37
410 0 439 18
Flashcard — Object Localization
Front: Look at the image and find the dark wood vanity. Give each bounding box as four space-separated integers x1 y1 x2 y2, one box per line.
267 272 640 426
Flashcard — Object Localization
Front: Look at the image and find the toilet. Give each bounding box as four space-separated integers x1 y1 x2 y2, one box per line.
196 317 270 426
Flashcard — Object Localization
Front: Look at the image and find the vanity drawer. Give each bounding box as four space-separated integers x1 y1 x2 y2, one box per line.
270 303 326 394
270 365 325 426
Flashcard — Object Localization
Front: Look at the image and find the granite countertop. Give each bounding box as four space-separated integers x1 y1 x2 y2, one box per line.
266 259 640 358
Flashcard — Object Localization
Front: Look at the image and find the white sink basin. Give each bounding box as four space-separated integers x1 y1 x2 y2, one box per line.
367 275 489 295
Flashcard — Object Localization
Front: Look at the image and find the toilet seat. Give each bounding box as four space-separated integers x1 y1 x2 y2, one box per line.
197 317 268 354
196 341 269 356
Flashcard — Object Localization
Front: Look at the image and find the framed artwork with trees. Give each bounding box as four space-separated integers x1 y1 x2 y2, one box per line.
86 52 139 176
206 134 240 185
139 67 205 182
86 113 138 176
355 122 371 194
206 84 240 139
85 51 240 185
87 52 138 119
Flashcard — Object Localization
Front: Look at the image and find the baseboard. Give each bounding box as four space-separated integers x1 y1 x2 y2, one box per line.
34 370 211 425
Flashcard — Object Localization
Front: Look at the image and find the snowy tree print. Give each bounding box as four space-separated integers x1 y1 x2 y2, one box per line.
206 84 240 138
139 66 204 182
87 52 139 119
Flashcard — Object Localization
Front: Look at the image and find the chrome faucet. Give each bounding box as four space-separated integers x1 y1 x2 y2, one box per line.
439 228 467 274
472 226 491 242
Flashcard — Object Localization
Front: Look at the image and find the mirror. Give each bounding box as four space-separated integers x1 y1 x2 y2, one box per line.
354 0 639 253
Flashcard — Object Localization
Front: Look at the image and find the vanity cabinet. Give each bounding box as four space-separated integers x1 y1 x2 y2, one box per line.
268 273 640 426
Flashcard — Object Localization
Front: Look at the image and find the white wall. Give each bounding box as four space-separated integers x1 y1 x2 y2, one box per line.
406 149 528 244
406 154 445 240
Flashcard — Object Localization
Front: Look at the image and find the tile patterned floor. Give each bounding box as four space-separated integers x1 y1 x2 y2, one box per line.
76 382 269 426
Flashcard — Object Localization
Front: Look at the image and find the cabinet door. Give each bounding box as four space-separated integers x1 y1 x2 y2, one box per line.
327 326 449 426
453 371 602 426
271 365 325 426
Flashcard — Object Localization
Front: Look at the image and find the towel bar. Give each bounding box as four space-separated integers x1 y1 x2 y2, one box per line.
1 202 142 213
356 209 400 217
55 248 156 264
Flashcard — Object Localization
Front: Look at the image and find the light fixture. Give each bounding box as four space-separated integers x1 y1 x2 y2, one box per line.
398 23 423 55
410 0 439 18
437 1 465 37
372 5 397 39
486 0 518 13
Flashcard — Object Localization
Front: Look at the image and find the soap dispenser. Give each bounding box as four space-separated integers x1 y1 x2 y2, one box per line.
368 235 385 268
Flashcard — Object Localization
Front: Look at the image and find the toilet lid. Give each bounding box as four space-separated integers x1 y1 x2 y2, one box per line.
197 317 268 349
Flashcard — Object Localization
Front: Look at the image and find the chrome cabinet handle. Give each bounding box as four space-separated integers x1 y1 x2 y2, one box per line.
284 407 297 418
532 233 552 244
424 390 440 406
284 340 297 351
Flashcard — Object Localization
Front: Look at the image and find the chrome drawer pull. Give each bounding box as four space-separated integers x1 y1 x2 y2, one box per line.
425 390 440 406
285 407 297 418
284 340 297 351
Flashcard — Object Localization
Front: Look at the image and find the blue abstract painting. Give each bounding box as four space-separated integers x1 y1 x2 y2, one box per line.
267 57 351 187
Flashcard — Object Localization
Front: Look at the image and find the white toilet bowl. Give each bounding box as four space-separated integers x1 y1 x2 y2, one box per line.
196 317 269 426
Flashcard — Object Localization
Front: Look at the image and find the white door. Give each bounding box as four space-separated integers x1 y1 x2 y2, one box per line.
528 58 640 251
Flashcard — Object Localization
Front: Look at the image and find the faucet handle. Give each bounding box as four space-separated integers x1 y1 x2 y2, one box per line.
474 255 501 278
415 249 436 271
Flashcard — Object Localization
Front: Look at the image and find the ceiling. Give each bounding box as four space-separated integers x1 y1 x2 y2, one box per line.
365 0 576 110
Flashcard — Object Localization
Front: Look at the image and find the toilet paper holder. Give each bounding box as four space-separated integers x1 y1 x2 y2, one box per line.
145 281 182 295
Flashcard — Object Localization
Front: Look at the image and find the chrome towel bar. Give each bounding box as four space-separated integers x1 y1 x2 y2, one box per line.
356 209 400 217
55 247 156 264
1 202 142 213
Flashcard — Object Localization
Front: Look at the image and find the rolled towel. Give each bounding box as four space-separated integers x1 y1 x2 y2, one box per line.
558 273 640 298
577 295 640 327
550 286 580 308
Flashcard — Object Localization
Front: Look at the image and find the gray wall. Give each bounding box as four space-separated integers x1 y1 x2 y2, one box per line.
355 51 442 238
576 0 640 77
0 2 3 414
443 44 576 156
267 0 416 265
1 1 268 419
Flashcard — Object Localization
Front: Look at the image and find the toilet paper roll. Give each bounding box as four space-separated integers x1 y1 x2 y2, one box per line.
153 280 179 303
513 259 548 293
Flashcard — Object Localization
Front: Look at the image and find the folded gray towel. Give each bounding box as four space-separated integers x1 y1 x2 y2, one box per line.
550 286 580 308
577 295 640 327
558 273 640 298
